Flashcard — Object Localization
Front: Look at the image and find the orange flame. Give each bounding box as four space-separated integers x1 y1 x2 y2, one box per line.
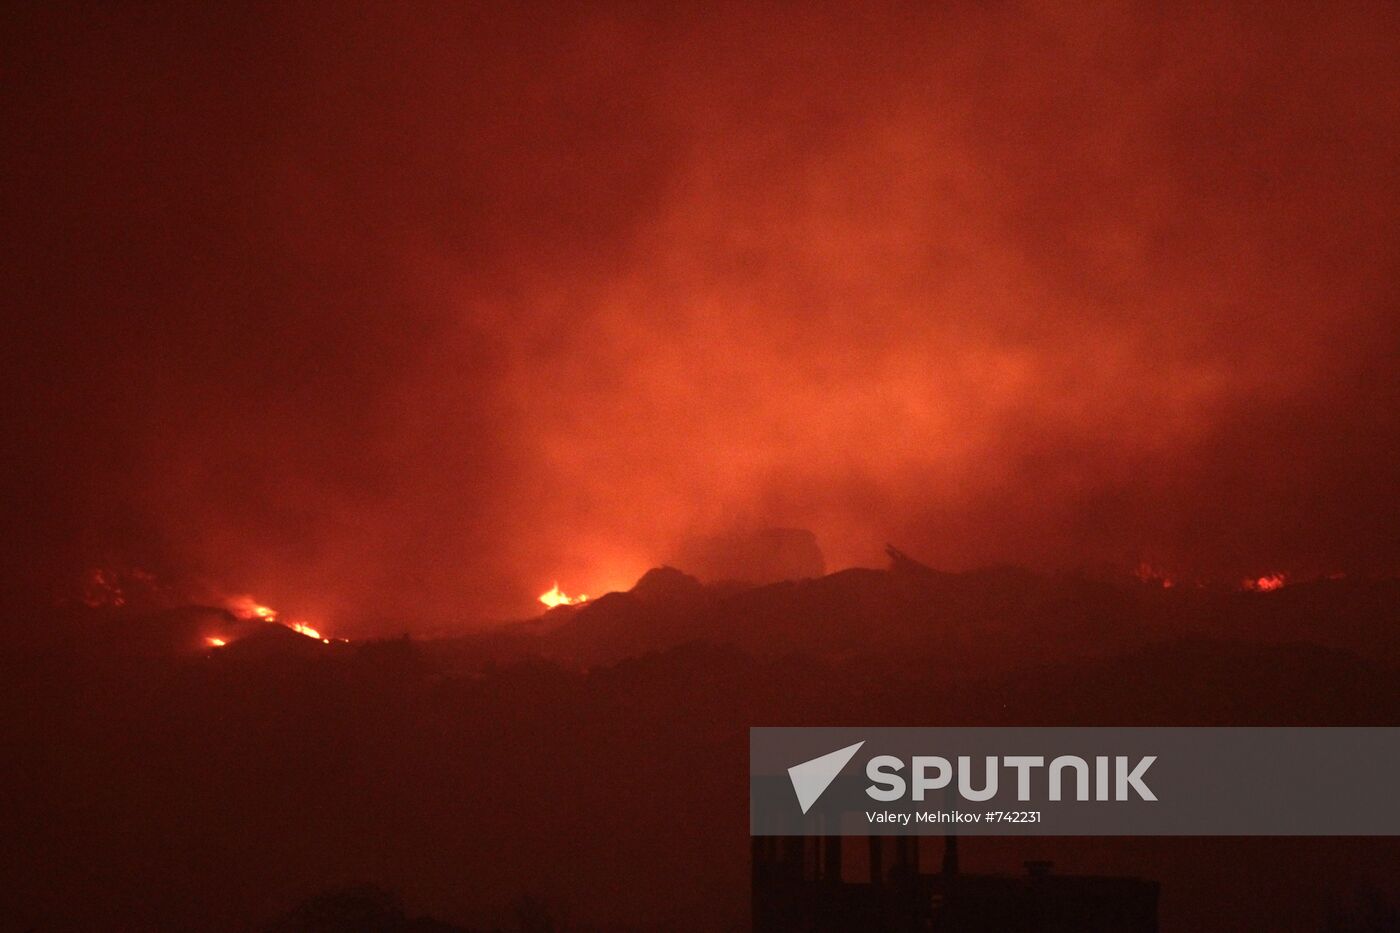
206 636 227 647
289 621 322 640
538 583 588 609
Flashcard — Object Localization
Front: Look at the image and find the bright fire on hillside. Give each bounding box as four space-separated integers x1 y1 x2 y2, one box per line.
206 636 226 647
1245 573 1287 592
221 594 336 643
539 583 587 609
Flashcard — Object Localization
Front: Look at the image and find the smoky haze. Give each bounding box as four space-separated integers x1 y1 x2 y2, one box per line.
5 2 1398 630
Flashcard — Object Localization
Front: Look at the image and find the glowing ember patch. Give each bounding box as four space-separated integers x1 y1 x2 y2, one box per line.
1134 563 1174 589
539 583 588 608
78 567 128 607
1245 573 1287 592
206 637 226 647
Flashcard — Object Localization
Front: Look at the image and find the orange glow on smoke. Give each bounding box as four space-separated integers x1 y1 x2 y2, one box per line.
538 583 588 609
225 595 279 621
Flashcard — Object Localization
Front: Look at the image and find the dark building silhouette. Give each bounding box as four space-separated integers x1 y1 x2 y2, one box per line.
753 835 1158 932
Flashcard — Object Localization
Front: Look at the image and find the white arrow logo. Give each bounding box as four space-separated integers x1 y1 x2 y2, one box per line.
788 741 865 814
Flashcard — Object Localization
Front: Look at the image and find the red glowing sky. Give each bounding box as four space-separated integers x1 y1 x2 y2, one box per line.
5 3 1398 627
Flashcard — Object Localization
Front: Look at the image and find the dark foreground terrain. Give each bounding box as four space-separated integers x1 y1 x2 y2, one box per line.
5 555 1400 931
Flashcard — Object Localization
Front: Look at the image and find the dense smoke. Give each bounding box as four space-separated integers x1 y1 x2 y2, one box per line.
5 2 1397 628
